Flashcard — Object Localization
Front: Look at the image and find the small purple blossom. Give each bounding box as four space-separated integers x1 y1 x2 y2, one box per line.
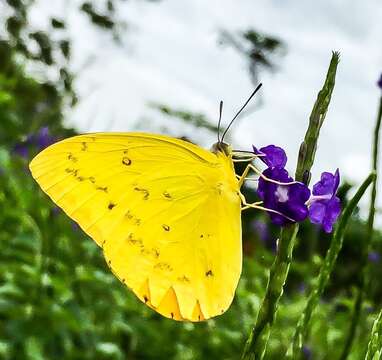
253 145 311 226
298 282 306 294
368 251 380 263
36 127 55 149
377 73 382 90
252 219 269 243
253 145 287 169
258 167 311 225
302 345 312 360
308 169 341 233
13 127 56 158
13 143 30 158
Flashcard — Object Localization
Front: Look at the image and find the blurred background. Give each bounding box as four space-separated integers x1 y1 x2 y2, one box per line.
0 1 382 359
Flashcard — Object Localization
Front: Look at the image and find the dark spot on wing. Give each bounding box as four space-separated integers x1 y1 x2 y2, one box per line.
134 187 149 200
177 275 190 283
108 202 116 210
127 233 143 248
81 142 88 151
122 157 132 166
143 295 148 303
153 248 160 258
171 312 174 319
154 262 173 272
162 224 170 231
88 176 96 183
163 191 172 199
205 270 213 277
96 186 108 192
65 168 80 179
200 234 204 238
67 153 78 162
142 247 160 259
65 168 77 174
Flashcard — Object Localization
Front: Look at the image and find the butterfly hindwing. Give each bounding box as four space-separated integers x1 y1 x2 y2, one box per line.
30 133 242 321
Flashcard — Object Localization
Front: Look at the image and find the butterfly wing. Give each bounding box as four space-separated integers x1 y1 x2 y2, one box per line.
29 133 242 321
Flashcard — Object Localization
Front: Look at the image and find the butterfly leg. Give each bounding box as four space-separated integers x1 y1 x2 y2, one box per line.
238 163 298 188
239 191 296 223
237 164 252 187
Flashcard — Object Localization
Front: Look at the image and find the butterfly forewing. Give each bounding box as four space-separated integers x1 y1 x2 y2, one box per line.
30 133 242 321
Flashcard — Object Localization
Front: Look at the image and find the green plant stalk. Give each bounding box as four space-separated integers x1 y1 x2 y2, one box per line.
241 52 340 360
286 172 376 359
365 310 382 360
339 96 382 360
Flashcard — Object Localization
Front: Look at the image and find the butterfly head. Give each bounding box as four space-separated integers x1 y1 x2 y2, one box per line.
211 141 232 156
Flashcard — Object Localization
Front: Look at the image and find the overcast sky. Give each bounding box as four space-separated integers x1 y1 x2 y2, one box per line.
32 0 382 219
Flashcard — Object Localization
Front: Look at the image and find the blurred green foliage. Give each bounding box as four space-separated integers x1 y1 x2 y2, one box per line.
1 1 382 359
220 29 286 85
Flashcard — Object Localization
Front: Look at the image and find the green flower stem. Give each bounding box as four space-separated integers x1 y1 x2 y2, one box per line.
241 52 339 360
295 52 340 184
286 172 376 359
365 310 382 360
339 95 382 360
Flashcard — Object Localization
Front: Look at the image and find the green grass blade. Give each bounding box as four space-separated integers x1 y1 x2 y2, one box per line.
365 310 382 360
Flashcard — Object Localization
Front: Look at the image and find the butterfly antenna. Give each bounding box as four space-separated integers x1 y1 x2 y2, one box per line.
217 100 223 143
221 83 262 143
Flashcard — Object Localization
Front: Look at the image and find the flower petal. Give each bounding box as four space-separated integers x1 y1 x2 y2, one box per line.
322 197 341 233
333 168 340 194
253 145 287 169
288 182 311 204
313 171 337 196
258 168 310 225
257 167 290 200
308 202 326 224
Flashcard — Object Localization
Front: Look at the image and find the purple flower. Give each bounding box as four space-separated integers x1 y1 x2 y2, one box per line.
377 73 382 90
13 127 56 158
252 219 269 243
302 345 312 360
36 127 55 149
298 282 306 294
253 144 310 225
13 143 30 158
368 251 380 263
308 169 341 233
257 167 311 225
252 144 341 231
253 145 287 169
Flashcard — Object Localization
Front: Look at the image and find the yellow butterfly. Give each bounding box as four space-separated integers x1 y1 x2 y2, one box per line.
29 86 263 322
